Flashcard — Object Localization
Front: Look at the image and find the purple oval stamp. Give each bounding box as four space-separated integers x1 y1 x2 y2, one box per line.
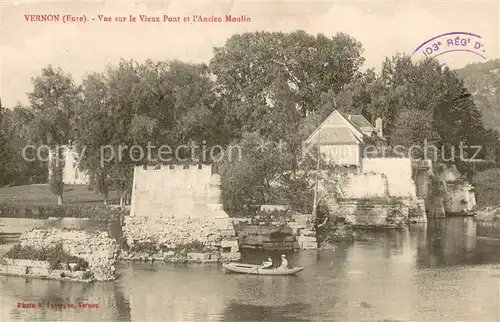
412 31 486 62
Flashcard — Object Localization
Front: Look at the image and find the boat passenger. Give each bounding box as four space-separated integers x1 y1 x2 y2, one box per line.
280 254 288 269
262 257 273 269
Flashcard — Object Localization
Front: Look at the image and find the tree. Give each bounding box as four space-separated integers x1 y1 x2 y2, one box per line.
390 108 439 158
210 30 365 137
218 132 290 213
211 30 363 216
26 66 81 204
76 59 222 205
473 168 500 208
48 147 64 204
318 69 378 120
76 71 116 205
333 54 488 166
0 105 47 185
0 98 8 186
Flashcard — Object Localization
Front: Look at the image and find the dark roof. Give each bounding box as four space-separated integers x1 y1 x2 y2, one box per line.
339 111 386 141
336 111 372 135
307 110 385 145
348 115 374 129
318 127 360 145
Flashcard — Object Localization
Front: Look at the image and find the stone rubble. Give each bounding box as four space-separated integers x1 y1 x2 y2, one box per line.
123 216 224 250
18 228 119 282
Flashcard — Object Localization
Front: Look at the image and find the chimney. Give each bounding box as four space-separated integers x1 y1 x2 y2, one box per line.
375 117 383 137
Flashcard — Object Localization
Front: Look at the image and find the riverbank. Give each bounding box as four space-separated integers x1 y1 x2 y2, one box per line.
0 184 126 220
0 203 127 220
2 217 497 322
0 184 119 205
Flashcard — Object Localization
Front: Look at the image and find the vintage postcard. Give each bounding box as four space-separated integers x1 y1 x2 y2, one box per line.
1 1 500 321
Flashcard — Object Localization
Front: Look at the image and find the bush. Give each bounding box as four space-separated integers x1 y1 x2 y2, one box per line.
82 271 94 280
181 241 204 253
4 243 89 270
130 241 157 255
0 203 127 220
473 168 500 208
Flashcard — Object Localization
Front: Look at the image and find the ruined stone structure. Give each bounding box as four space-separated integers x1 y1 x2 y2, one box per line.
12 228 119 282
341 173 388 199
304 110 427 226
329 157 427 226
437 164 477 214
337 157 419 199
123 164 239 260
360 158 417 198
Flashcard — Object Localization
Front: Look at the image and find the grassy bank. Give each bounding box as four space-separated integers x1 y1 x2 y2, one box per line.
0 184 126 220
0 184 119 205
0 203 127 220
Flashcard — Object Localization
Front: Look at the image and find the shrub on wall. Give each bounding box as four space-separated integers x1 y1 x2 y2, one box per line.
4 243 89 270
252 209 294 223
428 175 446 197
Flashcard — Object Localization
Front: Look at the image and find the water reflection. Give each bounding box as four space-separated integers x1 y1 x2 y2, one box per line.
415 217 498 267
1 217 500 321
222 302 311 321
1 274 131 321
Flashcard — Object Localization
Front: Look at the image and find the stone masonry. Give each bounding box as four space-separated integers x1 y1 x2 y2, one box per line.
17 228 119 281
123 165 238 259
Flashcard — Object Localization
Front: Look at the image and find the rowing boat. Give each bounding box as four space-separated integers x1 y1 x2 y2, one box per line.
222 263 304 275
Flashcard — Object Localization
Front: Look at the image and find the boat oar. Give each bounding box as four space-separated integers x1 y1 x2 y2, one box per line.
245 265 263 275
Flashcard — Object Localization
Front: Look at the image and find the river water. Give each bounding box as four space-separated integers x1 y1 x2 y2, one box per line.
1 217 500 321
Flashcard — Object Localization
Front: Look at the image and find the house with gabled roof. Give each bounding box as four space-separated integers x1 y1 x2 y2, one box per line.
305 110 386 169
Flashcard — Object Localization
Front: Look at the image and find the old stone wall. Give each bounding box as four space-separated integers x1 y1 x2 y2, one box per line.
407 199 428 223
0 258 92 282
130 164 219 218
125 165 239 260
341 173 388 199
361 158 417 198
123 214 232 250
444 182 477 213
235 224 296 250
17 228 119 281
333 199 409 228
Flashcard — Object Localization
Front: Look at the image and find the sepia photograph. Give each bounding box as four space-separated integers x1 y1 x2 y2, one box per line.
1 1 500 321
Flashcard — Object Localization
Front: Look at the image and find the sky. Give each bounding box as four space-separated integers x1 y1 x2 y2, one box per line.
1 0 499 108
